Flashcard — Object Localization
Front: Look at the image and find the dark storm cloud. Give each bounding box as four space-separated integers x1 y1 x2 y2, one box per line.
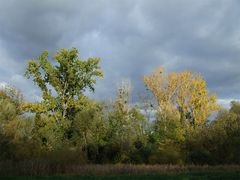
0 0 240 105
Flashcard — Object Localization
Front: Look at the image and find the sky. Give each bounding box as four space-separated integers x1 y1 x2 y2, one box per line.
0 0 240 107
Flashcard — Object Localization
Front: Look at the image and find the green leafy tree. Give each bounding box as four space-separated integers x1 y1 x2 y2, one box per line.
107 81 148 163
148 112 186 164
0 85 24 136
22 48 103 151
108 81 147 144
210 103 240 163
24 48 103 142
0 86 34 160
72 100 108 163
185 102 240 164
72 100 108 147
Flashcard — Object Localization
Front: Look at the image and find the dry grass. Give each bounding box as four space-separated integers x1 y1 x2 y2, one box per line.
0 161 240 177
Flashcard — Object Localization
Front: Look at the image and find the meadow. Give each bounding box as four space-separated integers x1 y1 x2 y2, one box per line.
1 164 240 179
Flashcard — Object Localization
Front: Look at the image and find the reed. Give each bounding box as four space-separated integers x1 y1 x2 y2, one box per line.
1 161 240 177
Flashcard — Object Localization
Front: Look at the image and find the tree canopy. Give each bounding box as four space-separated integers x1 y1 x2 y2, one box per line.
23 48 103 123
1 48 239 166
144 67 219 126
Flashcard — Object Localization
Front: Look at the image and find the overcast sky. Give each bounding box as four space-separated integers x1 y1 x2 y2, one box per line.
0 0 240 107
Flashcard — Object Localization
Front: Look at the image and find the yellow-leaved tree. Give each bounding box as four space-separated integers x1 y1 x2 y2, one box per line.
144 67 219 127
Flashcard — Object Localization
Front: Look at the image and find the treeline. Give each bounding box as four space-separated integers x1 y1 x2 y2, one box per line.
0 48 239 165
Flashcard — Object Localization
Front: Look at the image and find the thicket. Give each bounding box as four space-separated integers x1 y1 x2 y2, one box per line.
0 48 239 165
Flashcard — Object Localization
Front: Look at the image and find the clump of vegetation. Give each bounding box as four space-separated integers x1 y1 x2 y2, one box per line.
0 48 240 174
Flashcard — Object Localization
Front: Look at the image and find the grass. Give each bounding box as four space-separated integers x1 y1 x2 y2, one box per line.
2 172 240 180
0 163 240 179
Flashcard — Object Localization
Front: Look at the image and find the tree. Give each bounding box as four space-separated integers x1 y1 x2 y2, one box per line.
108 80 147 143
0 86 34 160
23 48 103 139
107 80 148 163
72 100 108 147
0 85 24 135
144 67 219 126
210 103 240 163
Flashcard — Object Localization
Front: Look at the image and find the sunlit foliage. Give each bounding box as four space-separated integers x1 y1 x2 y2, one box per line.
0 48 239 166
144 67 219 126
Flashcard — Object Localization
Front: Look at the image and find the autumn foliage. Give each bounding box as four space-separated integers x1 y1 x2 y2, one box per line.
0 48 239 167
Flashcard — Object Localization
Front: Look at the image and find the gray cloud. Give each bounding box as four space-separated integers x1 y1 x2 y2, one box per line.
0 0 240 104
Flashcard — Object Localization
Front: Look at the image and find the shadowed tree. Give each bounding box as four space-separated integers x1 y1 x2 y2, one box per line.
0 86 34 160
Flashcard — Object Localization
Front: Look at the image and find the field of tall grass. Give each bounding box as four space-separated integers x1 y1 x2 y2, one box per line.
1 161 240 177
